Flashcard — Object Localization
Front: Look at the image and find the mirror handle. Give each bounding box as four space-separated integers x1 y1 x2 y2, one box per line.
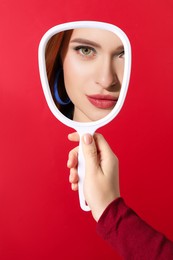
78 139 90 211
76 127 96 211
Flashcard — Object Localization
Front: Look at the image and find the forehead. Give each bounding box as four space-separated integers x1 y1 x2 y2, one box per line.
69 28 123 49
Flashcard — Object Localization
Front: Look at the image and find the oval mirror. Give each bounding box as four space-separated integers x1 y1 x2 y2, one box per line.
38 21 131 211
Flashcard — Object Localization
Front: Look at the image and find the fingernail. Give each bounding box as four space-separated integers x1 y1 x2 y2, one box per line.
83 134 93 145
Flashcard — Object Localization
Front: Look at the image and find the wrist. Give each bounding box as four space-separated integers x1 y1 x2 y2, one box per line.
93 196 121 222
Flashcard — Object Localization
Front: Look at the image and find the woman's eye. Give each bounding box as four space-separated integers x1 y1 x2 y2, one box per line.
118 50 125 58
74 46 96 57
80 47 92 56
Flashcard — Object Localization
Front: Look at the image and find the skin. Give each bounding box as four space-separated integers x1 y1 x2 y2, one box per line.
61 28 124 122
67 132 120 221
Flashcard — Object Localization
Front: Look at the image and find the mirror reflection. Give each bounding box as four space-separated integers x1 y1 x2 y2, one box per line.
45 28 125 122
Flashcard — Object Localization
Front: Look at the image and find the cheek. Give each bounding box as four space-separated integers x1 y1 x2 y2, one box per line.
63 57 82 85
63 62 75 94
62 57 84 101
63 57 92 91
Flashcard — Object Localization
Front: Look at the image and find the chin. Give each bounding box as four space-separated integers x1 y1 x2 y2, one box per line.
90 111 111 122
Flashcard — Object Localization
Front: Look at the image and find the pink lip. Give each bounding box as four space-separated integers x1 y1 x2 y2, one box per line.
87 94 118 109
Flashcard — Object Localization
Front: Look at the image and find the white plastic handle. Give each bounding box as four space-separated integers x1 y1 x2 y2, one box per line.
76 127 97 211
78 139 90 211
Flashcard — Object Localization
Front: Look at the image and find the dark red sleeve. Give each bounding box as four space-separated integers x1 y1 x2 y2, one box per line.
96 198 173 259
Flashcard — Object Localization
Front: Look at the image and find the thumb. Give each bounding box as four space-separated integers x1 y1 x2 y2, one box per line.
82 134 98 171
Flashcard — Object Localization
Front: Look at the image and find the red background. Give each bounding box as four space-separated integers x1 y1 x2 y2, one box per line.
0 1 173 259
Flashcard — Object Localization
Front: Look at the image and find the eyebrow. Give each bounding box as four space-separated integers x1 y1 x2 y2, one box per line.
70 38 102 48
70 38 124 52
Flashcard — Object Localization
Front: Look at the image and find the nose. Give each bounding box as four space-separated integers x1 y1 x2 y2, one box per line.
95 59 117 89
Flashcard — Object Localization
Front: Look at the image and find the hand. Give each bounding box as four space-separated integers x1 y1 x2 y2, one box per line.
67 132 120 222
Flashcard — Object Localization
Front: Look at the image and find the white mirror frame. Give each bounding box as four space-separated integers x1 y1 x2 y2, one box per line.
38 21 132 211
38 21 131 133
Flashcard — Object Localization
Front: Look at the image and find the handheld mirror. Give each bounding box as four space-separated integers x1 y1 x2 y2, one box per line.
38 21 131 211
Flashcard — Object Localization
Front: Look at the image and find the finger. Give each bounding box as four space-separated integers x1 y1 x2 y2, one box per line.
68 132 80 142
94 133 118 174
82 133 99 171
67 146 78 168
71 183 78 191
94 133 115 161
69 168 79 183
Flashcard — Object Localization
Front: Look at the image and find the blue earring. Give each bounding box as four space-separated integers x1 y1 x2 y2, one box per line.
53 69 71 105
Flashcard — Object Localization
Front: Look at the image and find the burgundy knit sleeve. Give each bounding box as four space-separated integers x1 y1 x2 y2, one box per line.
96 198 173 259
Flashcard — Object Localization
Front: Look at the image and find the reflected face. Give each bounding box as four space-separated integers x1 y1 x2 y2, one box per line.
61 28 124 122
